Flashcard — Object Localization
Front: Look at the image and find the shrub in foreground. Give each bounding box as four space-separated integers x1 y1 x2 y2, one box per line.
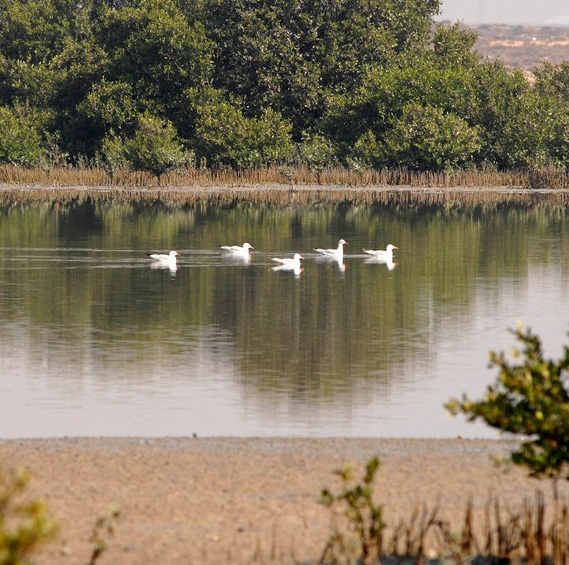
446 323 569 481
0 465 58 564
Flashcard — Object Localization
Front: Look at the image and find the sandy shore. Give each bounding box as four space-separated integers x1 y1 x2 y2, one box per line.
0 437 566 564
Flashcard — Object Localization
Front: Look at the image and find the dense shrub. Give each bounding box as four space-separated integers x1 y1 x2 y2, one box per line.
0 0 569 171
447 324 569 481
0 106 45 166
120 113 189 182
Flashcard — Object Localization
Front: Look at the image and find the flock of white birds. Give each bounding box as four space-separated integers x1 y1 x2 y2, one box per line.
148 240 398 274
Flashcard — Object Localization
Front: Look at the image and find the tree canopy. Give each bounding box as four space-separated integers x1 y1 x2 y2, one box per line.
1 0 569 173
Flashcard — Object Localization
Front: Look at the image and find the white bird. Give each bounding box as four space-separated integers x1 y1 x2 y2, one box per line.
270 253 303 269
221 242 255 257
314 239 348 261
362 244 398 262
271 254 304 277
148 250 179 269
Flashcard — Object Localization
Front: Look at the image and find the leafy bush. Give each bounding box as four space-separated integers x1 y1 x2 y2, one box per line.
320 456 385 565
0 106 45 167
446 324 569 481
2 0 569 171
122 112 188 182
0 465 58 564
86 507 121 565
297 132 337 172
379 103 481 171
0 461 122 565
100 131 128 182
193 88 294 168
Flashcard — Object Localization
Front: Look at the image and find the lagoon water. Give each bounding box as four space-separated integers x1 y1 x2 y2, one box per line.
1 197 568 439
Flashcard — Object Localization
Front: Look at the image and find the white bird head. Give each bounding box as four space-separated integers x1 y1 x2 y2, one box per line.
386 244 398 251
243 243 254 250
339 239 348 246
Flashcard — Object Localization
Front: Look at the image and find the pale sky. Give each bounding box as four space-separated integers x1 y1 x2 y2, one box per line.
438 0 569 25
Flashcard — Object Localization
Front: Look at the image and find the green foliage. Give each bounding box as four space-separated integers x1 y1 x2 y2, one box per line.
532 62 569 167
432 22 479 68
100 131 128 181
324 49 480 158
0 465 58 564
461 61 569 169
0 0 72 64
344 101 481 171
201 0 440 135
379 103 481 171
87 507 121 565
193 88 294 168
297 132 337 171
320 456 385 565
1 0 569 172
79 80 137 139
446 324 569 480
96 0 213 109
121 113 188 182
533 61 569 102
0 105 45 166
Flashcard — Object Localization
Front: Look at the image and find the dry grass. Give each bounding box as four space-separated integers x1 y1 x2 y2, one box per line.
2 170 569 210
2 164 569 211
2 163 569 191
323 491 569 564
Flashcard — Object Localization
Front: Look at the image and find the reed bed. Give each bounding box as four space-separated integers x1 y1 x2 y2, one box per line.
391 493 568 564
2 163 569 190
2 164 569 217
323 490 569 564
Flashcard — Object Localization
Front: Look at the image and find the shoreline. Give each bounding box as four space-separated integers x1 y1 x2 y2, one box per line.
3 181 569 193
1 437 566 564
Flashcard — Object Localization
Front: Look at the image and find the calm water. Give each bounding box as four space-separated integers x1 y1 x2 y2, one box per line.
1 198 568 439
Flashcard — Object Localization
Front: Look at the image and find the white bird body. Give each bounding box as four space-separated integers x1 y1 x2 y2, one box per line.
314 239 348 261
362 244 398 262
221 242 255 257
270 253 303 269
148 250 179 269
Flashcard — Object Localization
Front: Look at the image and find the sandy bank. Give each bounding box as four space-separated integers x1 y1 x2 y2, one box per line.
0 437 565 564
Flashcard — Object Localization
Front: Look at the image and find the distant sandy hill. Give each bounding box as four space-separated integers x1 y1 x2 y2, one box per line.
442 23 569 69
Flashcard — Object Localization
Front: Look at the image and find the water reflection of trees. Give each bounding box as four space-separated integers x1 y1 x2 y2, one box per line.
0 200 568 405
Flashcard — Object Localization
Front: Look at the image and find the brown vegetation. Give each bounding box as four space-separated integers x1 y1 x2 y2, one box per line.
2 164 569 211
2 163 569 192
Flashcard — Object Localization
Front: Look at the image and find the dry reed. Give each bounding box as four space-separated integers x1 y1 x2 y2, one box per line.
376 490 569 564
2 164 569 211
2 163 569 190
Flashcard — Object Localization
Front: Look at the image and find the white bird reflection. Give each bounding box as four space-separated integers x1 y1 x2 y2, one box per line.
314 253 346 274
222 252 251 265
364 256 398 271
150 261 178 275
271 264 304 277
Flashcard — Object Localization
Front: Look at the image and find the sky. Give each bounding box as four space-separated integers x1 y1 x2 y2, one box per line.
438 0 569 25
